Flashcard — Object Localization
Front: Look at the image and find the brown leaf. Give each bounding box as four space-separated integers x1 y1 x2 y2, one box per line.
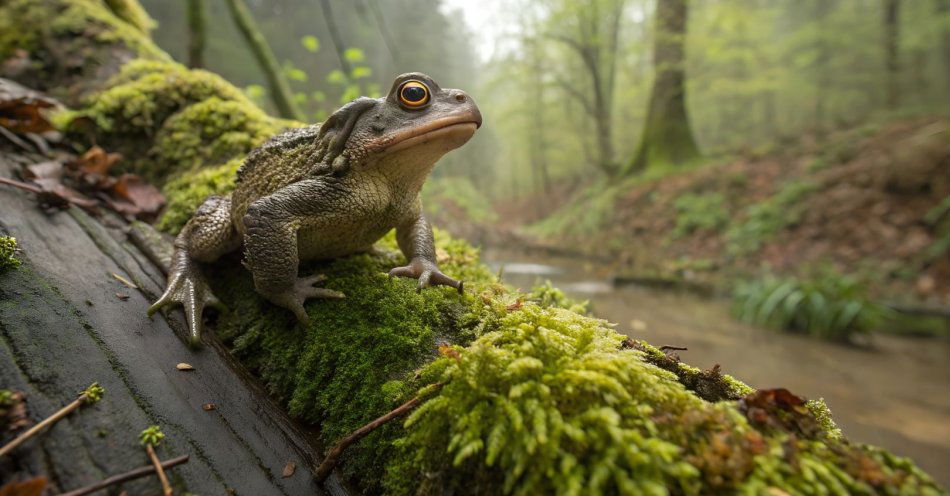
202 403 216 411
437 345 460 361
282 461 296 478
0 477 47 496
177 363 195 371
506 299 524 312
115 292 129 301
107 174 165 220
72 146 121 176
0 79 56 135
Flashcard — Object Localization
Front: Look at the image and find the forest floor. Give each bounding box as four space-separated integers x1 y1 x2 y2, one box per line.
429 117 950 315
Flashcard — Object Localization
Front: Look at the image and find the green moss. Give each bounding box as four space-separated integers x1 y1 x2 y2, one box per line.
211 229 500 493
156 158 243 234
102 0 155 33
0 0 166 73
0 236 21 272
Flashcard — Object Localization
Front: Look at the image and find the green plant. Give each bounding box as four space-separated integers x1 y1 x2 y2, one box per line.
732 269 889 340
725 180 818 256
672 192 729 237
0 236 21 272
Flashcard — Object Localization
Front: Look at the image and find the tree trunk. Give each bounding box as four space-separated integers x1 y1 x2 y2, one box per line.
320 0 354 79
223 0 303 121
883 0 900 109
626 0 700 174
186 0 206 69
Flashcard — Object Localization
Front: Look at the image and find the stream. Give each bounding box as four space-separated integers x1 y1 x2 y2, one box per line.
481 247 950 486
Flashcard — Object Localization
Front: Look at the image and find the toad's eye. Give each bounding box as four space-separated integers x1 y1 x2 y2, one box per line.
398 81 429 108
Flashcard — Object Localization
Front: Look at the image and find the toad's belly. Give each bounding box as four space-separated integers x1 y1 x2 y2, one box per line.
295 215 394 261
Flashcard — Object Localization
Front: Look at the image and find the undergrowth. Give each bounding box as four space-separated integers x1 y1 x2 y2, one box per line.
732 268 890 340
726 180 818 257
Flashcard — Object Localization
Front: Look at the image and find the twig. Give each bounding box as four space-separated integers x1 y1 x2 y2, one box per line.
315 382 445 482
0 176 42 194
147 444 172 495
139 426 172 496
659 345 688 352
0 383 104 457
58 455 189 496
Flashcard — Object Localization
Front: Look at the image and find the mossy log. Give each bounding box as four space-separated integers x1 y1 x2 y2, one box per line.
0 1 945 495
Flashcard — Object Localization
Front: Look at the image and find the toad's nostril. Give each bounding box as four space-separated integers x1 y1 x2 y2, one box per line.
455 94 465 103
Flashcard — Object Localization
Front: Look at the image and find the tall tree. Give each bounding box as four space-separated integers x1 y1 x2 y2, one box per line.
223 0 303 120
548 0 625 177
883 0 900 109
627 0 700 173
185 0 206 69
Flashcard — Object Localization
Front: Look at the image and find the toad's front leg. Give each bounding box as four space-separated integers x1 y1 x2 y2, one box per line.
389 206 463 294
243 179 344 324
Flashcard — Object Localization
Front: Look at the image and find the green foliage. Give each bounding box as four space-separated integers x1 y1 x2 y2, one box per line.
300 35 320 53
732 270 890 340
0 236 21 272
672 192 729 237
81 382 105 403
529 180 624 238
726 180 818 256
139 425 165 446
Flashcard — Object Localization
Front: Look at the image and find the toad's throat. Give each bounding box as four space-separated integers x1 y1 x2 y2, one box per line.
373 114 481 154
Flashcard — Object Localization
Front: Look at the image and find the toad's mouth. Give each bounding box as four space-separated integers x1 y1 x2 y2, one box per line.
375 113 481 154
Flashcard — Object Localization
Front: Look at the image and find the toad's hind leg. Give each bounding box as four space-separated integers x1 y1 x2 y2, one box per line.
148 195 240 345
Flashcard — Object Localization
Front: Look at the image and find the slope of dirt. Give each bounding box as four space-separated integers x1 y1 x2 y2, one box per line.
462 118 950 307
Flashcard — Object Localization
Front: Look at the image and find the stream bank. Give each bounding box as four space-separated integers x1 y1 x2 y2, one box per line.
482 246 950 487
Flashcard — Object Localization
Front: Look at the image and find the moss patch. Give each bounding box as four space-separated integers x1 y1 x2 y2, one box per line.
0 236 21 272
0 0 168 103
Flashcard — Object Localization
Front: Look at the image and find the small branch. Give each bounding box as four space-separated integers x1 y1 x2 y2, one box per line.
315 382 445 482
59 455 189 496
0 383 103 457
139 426 171 495
659 345 688 352
0 176 42 195
146 443 173 495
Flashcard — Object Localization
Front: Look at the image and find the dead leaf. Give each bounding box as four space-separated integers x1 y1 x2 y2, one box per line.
111 272 137 289
0 78 56 135
437 345 460 360
282 462 296 478
506 299 524 312
107 174 165 220
115 293 129 301
177 363 195 371
71 146 121 176
202 403 216 411
0 477 47 496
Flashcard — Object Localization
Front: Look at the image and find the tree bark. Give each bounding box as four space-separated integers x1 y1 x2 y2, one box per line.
186 0 206 69
883 0 900 109
223 0 303 120
626 0 700 174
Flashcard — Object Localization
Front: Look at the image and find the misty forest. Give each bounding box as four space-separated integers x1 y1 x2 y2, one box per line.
0 0 948 495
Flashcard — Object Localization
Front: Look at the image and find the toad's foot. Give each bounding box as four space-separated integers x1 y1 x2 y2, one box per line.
148 270 225 346
265 274 345 325
389 258 463 294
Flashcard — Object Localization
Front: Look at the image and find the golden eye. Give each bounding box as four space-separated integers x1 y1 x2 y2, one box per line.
398 81 429 108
